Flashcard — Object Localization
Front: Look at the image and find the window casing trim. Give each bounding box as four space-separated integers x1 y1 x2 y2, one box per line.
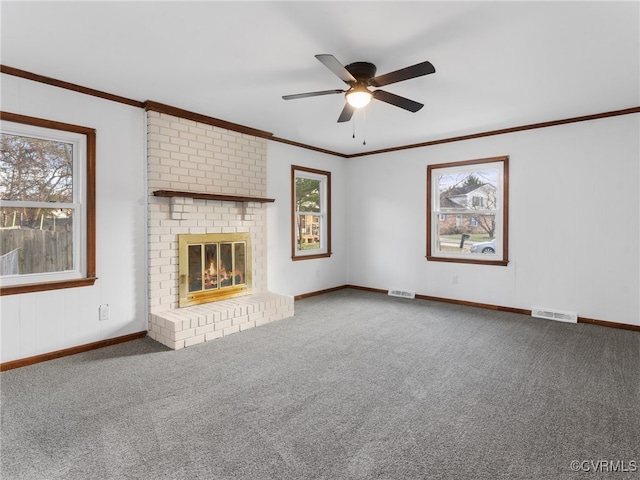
291 165 332 261
0 112 96 295
426 155 509 266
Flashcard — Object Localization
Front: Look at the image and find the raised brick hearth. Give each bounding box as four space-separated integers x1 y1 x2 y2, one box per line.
148 292 293 350
146 109 294 350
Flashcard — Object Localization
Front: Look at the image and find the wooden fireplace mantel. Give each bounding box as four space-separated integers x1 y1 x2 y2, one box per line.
153 190 275 203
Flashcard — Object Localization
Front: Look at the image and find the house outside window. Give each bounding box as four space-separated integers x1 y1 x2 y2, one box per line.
0 112 96 294
427 156 509 265
291 165 331 260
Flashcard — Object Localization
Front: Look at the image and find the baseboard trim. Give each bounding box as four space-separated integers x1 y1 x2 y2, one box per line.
0 331 148 372
577 317 640 332
414 292 531 316
346 285 528 312
344 285 387 295
294 285 349 300
322 285 639 333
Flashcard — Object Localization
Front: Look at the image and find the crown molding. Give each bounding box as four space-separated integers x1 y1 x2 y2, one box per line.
143 100 274 140
1 65 144 108
347 106 640 158
270 136 348 158
3 64 638 158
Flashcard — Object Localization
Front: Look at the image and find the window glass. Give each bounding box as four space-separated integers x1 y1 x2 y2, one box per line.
0 133 73 202
427 156 508 265
0 207 74 274
0 113 96 293
292 165 331 260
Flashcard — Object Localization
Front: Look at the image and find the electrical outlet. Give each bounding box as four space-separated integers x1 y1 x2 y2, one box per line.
99 304 110 321
452 275 459 285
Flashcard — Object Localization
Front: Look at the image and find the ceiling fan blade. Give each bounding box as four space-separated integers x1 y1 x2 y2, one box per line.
282 89 345 100
315 54 357 84
372 90 424 112
370 61 435 87
337 103 355 123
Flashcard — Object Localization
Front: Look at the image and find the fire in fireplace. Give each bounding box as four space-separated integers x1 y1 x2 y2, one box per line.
178 233 251 307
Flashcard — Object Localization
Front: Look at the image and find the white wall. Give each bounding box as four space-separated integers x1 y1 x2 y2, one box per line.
2 76 637 365
266 141 348 296
345 114 640 327
1 75 148 362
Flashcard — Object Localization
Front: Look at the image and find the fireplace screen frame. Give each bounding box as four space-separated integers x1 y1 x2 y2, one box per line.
178 233 251 307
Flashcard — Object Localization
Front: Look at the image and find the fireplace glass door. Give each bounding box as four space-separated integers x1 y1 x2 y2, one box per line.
187 242 246 293
179 233 251 307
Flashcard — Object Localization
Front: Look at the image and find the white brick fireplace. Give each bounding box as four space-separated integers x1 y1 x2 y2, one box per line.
146 109 293 350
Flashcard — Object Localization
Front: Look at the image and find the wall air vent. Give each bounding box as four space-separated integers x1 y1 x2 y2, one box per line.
388 289 416 299
531 308 577 323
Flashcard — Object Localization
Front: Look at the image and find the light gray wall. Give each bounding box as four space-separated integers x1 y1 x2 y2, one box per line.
344 114 640 327
266 141 348 296
1 75 148 363
265 114 640 327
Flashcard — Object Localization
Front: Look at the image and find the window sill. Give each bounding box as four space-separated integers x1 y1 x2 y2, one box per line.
1 277 98 296
426 256 509 266
292 252 332 261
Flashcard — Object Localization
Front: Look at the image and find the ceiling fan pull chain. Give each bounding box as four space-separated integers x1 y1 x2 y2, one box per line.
352 115 356 139
362 107 367 146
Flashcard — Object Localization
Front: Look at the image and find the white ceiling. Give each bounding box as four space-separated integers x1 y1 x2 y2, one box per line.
2 1 639 155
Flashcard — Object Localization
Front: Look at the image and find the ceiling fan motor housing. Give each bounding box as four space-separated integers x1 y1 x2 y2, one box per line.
345 62 377 84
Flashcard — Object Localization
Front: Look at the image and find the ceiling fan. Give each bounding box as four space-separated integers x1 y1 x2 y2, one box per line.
283 54 436 123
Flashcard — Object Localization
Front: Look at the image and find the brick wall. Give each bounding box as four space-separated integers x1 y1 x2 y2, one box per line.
147 110 269 314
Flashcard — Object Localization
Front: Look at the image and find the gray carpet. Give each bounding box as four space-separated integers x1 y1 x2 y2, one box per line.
1 289 639 480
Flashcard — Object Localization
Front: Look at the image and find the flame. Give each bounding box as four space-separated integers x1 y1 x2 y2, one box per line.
207 261 217 277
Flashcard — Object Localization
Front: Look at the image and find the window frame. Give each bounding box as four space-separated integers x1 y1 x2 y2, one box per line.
426 155 509 266
0 112 96 295
291 165 331 261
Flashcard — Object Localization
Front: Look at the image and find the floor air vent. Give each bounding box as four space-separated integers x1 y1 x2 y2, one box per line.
388 289 416 299
531 308 577 323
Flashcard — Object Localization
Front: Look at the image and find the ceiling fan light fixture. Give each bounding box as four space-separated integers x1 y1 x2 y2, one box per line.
283 54 434 122
346 87 372 108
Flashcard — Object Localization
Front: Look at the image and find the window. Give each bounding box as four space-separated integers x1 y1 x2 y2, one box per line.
291 165 331 260
0 112 96 295
427 156 508 265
